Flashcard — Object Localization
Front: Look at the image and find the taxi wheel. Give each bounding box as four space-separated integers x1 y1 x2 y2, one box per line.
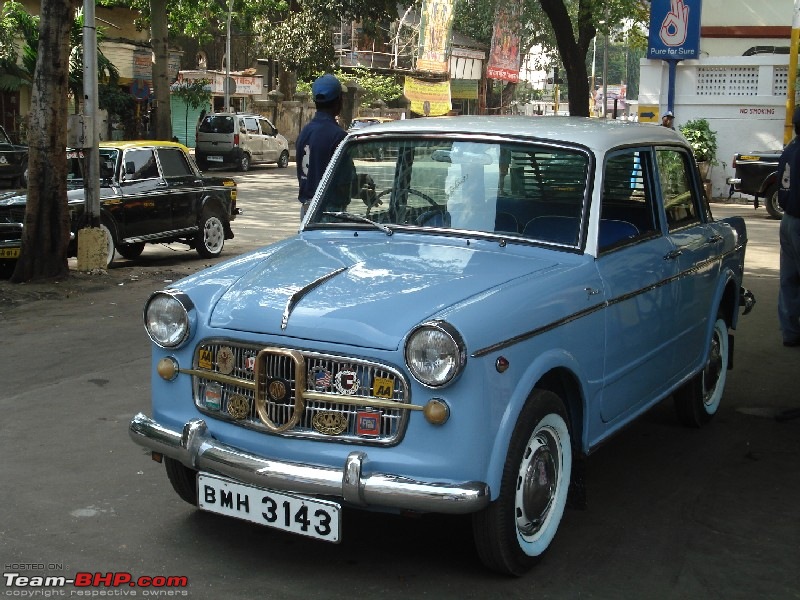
674 316 729 428
472 389 572 576
195 209 225 258
238 153 251 172
100 221 116 267
117 242 145 260
164 457 198 506
277 150 289 168
765 186 784 220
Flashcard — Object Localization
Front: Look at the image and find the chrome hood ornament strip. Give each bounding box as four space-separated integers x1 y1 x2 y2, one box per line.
281 266 348 330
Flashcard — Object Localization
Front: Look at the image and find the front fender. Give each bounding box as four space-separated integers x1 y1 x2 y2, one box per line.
484 347 588 499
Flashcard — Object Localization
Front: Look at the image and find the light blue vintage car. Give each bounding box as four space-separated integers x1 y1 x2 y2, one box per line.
130 116 753 576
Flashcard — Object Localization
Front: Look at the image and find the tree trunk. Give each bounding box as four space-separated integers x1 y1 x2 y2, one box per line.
539 0 594 118
11 0 77 283
150 0 172 140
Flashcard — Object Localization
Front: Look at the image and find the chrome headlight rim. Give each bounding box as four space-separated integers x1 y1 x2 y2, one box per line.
404 320 467 388
143 290 196 349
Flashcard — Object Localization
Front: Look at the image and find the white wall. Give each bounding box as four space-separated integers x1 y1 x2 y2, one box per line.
639 53 790 198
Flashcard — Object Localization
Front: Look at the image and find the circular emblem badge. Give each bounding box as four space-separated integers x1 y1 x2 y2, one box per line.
312 411 349 435
334 370 360 395
268 379 288 401
216 346 235 375
227 394 250 420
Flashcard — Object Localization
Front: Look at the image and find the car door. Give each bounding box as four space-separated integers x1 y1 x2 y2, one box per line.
656 147 722 374
242 116 263 163
156 146 203 232
117 147 170 239
594 148 682 423
259 117 279 162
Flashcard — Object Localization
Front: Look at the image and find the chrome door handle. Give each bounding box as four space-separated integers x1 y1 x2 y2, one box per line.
664 249 683 260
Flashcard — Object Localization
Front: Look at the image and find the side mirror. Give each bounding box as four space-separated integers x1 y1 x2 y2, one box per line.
125 161 136 175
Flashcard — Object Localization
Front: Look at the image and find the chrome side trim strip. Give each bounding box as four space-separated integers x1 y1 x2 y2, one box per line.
472 244 746 358
130 413 490 514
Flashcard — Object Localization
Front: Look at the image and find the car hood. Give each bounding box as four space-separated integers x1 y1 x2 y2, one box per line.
0 185 118 208
209 236 564 350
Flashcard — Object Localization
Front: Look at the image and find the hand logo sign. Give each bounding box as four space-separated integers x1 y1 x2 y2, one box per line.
660 0 689 47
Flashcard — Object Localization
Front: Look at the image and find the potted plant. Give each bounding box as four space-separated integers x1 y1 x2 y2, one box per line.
679 118 718 180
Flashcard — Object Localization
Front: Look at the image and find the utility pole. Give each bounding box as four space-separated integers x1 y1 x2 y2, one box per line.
786 0 800 144
76 0 107 271
225 0 233 111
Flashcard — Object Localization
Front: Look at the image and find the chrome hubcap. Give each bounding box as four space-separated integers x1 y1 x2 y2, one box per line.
516 429 558 536
204 217 224 253
702 330 723 406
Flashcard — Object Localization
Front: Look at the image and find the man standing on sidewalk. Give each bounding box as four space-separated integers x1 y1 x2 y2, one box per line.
296 74 347 219
777 106 800 347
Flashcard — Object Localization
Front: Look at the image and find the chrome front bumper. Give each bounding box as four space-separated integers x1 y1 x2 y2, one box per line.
130 413 490 515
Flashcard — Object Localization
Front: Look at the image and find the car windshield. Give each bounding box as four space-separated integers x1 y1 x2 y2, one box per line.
308 137 590 245
66 148 119 188
199 115 235 134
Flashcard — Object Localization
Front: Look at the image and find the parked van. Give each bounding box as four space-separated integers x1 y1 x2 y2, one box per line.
195 113 290 172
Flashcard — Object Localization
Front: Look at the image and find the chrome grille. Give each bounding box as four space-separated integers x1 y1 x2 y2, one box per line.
192 340 410 445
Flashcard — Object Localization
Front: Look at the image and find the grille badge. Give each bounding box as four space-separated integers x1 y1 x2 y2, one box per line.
268 379 289 401
227 394 250 420
312 411 349 435
334 370 360 395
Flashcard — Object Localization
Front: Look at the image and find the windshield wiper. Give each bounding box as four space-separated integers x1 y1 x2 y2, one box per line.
322 211 393 236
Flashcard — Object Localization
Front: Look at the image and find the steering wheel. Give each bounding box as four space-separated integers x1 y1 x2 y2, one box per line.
376 187 440 209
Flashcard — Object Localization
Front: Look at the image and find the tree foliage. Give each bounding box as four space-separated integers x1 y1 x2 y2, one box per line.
453 0 649 116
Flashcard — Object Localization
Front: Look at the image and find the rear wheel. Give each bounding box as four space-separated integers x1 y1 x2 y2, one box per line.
164 457 198 505
195 209 226 258
674 316 729 427
764 186 784 219
238 152 251 172
472 389 572 576
277 150 289 168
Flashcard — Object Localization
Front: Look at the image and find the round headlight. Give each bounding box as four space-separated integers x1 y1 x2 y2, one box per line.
405 321 466 387
143 291 194 348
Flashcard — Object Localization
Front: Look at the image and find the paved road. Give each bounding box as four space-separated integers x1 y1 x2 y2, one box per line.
1 167 798 600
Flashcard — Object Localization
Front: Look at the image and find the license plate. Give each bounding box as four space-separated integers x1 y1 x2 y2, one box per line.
0 247 19 259
197 473 341 542
208 156 223 162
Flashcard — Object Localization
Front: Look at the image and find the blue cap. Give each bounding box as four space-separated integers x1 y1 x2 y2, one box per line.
312 74 342 103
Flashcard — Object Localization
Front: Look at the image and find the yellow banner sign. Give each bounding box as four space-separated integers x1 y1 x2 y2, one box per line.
404 77 452 116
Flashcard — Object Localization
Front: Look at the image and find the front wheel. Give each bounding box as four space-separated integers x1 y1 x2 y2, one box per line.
195 210 226 258
99 221 116 267
277 150 289 168
117 242 145 260
472 389 573 576
674 316 729 427
164 457 198 505
764 186 784 219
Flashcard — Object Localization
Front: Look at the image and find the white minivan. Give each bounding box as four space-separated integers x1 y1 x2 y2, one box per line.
195 113 290 172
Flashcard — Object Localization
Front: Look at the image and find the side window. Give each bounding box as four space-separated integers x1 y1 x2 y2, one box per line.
123 149 159 181
600 149 659 251
656 148 701 230
259 118 275 136
244 117 259 134
157 148 193 178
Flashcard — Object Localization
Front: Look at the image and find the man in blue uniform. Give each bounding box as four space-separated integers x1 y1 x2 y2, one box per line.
296 74 347 218
778 106 800 347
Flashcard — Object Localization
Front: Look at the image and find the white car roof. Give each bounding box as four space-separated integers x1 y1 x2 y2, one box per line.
348 115 687 153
